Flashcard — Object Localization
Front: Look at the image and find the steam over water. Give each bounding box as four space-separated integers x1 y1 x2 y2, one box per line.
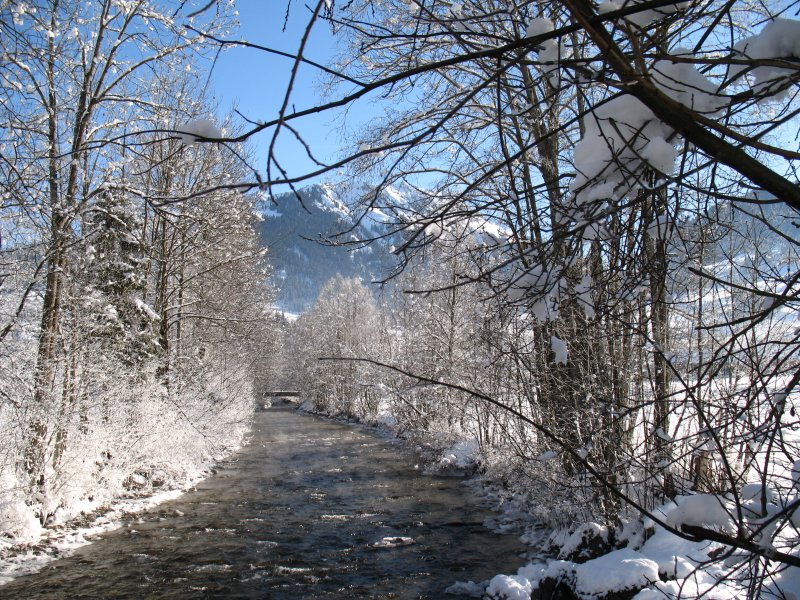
2 405 525 598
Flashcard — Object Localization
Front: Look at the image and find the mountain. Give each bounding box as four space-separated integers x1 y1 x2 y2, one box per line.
258 183 405 313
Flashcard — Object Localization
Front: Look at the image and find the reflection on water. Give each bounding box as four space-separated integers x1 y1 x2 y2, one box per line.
1 406 525 599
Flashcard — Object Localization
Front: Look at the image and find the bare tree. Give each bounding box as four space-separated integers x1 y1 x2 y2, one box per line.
213 0 800 589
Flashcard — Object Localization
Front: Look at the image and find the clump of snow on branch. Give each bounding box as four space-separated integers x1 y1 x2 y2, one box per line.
524 17 568 87
507 263 566 322
176 118 221 145
651 50 725 113
569 94 675 206
134 298 160 322
596 0 688 28
524 17 553 38
569 49 720 210
574 274 595 319
550 335 568 365
732 18 800 100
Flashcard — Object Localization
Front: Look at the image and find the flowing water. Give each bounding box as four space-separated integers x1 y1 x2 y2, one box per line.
1 405 526 599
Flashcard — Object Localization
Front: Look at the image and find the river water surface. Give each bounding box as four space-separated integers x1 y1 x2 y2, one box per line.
1 405 526 599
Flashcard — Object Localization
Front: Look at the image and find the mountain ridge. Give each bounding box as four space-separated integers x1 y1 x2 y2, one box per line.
258 183 405 313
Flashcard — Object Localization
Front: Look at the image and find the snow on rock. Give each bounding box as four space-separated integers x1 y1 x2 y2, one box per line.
371 536 415 548
558 522 611 561
485 573 533 600
489 548 659 600
521 558 574 583
444 580 487 597
616 518 646 550
638 525 715 578
176 118 221 145
574 548 660 597
666 494 735 533
486 510 748 600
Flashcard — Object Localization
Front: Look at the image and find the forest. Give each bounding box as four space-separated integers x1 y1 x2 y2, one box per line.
0 0 278 543
2 0 800 598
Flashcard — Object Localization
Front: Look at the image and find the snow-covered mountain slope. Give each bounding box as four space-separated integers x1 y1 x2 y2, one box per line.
258 183 406 312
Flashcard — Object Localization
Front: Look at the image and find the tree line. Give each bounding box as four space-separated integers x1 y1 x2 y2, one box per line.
267 0 800 595
0 0 276 531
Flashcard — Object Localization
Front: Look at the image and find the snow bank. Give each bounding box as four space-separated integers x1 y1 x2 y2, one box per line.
484 508 753 600
434 438 481 474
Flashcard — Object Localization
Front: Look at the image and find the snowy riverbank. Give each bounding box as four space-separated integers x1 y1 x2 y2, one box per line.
0 432 249 587
296 400 800 599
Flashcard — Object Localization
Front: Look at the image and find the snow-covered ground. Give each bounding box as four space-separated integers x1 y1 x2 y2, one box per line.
0 434 248 588
300 393 800 599
0 488 187 586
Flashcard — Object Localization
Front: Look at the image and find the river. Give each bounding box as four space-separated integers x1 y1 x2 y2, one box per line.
1 404 526 599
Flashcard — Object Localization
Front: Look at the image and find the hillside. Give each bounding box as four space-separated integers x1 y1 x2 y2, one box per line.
258 183 404 313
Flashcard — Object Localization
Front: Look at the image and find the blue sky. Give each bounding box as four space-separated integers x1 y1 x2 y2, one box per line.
210 1 358 189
